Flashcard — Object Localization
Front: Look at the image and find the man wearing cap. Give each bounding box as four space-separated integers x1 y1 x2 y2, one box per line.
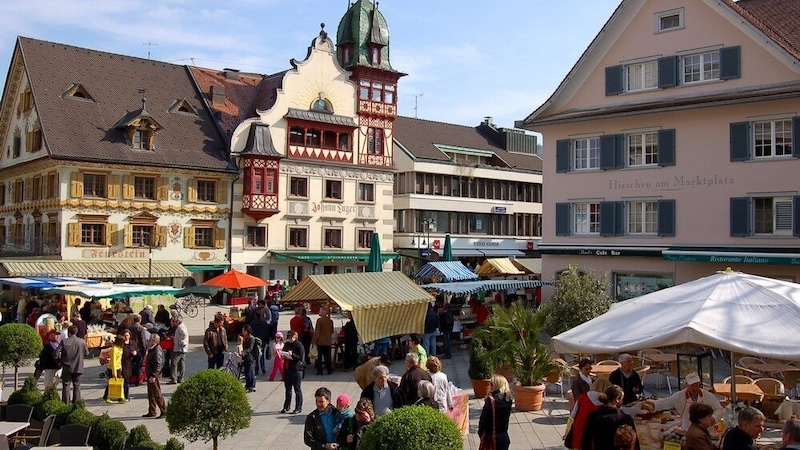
609 353 644 405
642 372 723 430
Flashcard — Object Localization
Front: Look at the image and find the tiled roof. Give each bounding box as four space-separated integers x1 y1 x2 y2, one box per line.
18 37 234 172
188 67 265 135
393 116 542 173
728 0 800 60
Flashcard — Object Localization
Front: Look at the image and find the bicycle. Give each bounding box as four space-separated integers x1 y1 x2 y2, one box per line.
173 295 201 318
221 351 243 380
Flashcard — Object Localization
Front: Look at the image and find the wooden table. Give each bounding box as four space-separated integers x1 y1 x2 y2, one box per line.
714 383 764 403
0 420 30 435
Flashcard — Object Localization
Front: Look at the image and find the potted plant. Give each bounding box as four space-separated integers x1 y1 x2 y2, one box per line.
467 336 494 399
472 302 556 411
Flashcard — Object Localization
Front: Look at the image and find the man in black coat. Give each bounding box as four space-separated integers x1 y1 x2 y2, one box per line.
397 352 432 406
142 334 167 418
281 330 305 414
303 387 338 450
721 406 765 450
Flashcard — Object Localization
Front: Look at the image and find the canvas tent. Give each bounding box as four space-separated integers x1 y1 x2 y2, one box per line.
413 261 479 283
280 272 434 342
551 270 800 359
474 258 529 277
422 279 543 295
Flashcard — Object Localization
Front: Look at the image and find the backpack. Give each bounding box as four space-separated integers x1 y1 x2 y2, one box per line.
270 305 279 325
252 337 263 359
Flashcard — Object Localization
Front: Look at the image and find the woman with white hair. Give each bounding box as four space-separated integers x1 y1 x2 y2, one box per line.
478 374 513 450
414 380 439 409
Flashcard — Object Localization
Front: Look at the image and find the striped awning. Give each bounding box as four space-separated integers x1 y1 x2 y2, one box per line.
2 261 191 279
413 261 479 283
280 271 434 342
511 258 541 274
474 258 527 276
422 279 544 295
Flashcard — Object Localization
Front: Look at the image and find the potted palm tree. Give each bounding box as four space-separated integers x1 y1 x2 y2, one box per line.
467 336 494 399
472 302 556 411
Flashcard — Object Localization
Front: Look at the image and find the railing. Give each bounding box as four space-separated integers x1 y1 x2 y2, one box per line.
0 236 61 256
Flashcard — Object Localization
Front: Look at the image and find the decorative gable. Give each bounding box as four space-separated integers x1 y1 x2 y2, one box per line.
113 107 163 151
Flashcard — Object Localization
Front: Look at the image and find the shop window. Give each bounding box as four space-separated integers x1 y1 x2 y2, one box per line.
614 273 673 301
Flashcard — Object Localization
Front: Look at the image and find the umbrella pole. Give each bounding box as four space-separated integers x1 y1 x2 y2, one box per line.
730 351 737 404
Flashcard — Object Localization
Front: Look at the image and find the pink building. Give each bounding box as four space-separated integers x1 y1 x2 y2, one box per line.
519 0 800 299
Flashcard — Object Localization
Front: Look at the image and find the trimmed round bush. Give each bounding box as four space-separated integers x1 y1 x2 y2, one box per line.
127 424 152 447
360 405 463 450
166 369 251 450
66 407 96 426
7 375 43 407
36 399 72 426
164 437 186 450
90 414 128 450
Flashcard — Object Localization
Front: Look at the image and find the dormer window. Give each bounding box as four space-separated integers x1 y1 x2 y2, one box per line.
61 83 94 102
114 109 163 151
168 99 198 116
133 129 153 150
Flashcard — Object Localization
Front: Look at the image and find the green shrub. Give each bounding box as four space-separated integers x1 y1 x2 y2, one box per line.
138 440 164 450
0 323 43 389
166 369 251 450
7 375 43 406
360 406 462 450
66 407 97 426
41 384 60 403
542 264 612 337
36 399 72 426
164 437 186 450
127 424 152 447
467 336 493 380
89 414 128 450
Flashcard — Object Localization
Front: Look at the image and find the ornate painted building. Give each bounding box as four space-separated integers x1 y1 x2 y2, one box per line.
192 0 402 281
0 37 237 284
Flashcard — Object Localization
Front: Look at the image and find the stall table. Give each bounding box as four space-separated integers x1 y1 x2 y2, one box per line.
446 393 469 435
85 332 115 350
713 383 764 403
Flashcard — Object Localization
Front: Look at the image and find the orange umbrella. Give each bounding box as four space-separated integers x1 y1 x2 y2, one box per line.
203 269 269 289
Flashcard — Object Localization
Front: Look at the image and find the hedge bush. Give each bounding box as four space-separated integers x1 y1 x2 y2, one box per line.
66 407 96 427
36 399 73 426
90 413 128 450
7 375 43 407
359 406 463 450
127 424 152 447
164 437 186 450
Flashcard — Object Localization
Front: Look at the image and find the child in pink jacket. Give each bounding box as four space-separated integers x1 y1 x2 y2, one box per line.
269 331 285 381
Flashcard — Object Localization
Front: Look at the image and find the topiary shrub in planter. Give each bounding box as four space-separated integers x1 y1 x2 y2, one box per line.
360 406 462 450
127 424 152 448
164 437 186 450
166 369 251 450
36 399 72 426
7 375 43 407
90 413 128 450
468 336 493 399
66 407 96 426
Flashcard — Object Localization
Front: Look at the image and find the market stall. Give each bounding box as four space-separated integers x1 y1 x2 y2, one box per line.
474 258 529 277
280 272 434 342
413 261 479 284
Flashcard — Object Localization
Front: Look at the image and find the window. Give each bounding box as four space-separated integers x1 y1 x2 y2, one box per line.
324 180 342 200
359 80 396 104
194 227 214 248
83 174 106 197
367 128 383 155
625 61 658 92
754 119 792 158
615 273 673 301
18 89 33 112
288 177 308 198
26 128 42 152
47 172 58 198
132 129 153 150
246 167 277 195
682 51 719 84
132 225 155 246
288 124 352 151
12 135 21 158
627 200 658 235
358 183 374 202
289 126 304 144
246 226 267 247
627 131 659 166
357 230 372 249
32 176 43 201
730 118 798 161
754 197 793 235
81 223 105 245
323 228 342 248
13 179 23 203
306 128 321 146
656 9 683 32
134 176 155 200
196 180 216 202
0 184 5 205
288 227 308 248
573 137 600 170
370 46 381 65
573 202 600 235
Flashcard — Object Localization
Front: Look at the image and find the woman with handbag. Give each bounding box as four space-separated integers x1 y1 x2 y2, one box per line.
478 374 513 450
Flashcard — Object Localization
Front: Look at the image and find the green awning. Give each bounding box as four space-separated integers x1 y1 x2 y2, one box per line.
271 251 399 263
184 264 230 272
663 250 800 265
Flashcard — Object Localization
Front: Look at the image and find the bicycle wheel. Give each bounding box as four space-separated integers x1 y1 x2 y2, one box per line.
185 303 199 318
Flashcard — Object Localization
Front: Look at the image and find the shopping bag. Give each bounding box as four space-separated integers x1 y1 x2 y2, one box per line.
107 377 125 401
309 346 319 360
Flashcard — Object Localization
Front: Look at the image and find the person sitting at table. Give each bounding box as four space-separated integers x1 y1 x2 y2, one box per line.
721 405 764 450
685 403 717 450
642 373 723 431
779 417 800 450
609 353 643 405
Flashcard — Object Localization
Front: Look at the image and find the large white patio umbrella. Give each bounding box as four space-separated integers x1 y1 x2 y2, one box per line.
552 268 800 359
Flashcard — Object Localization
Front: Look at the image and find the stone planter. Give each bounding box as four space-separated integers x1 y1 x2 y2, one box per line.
513 383 546 411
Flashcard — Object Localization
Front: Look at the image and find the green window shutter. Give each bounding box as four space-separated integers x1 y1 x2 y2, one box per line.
719 46 741 80
555 203 571 236
658 56 679 88
658 129 676 166
730 122 750 161
605 65 623 96
730 197 751 237
556 140 571 173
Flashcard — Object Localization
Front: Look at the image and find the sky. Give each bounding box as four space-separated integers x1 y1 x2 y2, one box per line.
0 0 621 136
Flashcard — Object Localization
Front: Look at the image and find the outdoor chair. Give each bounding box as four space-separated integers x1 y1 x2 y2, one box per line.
721 375 754 384
736 356 767 378
780 370 800 397
596 360 621 366
634 365 650 391
4 404 33 423
754 377 785 395
57 424 91 446
9 414 55 447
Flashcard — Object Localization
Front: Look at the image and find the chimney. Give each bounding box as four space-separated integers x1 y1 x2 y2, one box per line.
223 68 240 81
211 85 226 106
483 116 494 128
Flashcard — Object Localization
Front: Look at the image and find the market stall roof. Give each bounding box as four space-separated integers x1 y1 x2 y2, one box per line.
474 258 529 277
2 260 191 278
42 283 181 299
551 269 800 359
413 261 479 283
512 258 542 274
280 272 434 342
422 279 544 295
0 276 99 288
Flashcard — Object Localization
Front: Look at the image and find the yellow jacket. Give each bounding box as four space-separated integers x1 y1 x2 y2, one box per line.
108 344 123 376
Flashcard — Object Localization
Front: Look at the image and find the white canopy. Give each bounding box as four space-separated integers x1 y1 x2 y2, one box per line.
552 270 800 359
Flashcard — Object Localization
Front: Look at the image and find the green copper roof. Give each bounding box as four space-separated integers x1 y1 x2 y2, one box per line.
336 0 397 72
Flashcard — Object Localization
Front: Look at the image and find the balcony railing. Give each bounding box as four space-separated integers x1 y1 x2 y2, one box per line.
0 236 61 257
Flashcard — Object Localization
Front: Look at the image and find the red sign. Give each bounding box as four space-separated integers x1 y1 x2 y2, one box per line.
526 241 534 250
432 240 441 249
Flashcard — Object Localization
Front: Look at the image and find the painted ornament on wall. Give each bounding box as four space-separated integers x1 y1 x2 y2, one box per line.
171 177 183 201
168 221 182 244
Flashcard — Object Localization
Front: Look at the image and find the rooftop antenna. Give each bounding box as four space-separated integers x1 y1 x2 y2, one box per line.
143 40 158 59
409 92 423 118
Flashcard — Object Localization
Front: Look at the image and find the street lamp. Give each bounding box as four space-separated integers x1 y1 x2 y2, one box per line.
421 217 436 251
139 230 153 285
